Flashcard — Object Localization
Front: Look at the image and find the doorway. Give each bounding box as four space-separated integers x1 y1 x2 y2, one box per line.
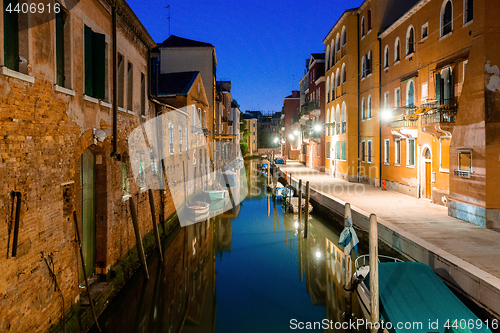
81 148 96 278
422 147 432 200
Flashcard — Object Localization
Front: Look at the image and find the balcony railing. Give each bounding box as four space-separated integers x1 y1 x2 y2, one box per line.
420 98 458 125
191 125 204 134
203 128 211 136
391 114 418 129
336 123 341 134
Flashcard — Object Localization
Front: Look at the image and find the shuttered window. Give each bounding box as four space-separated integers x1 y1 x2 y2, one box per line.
341 141 346 160
84 25 106 99
4 0 19 71
326 141 331 159
56 11 65 86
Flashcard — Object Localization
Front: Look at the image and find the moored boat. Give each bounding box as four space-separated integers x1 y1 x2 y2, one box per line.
185 201 210 222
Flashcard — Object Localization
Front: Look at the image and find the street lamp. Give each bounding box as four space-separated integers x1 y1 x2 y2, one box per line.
314 124 322 132
273 137 279 143
289 134 295 140
293 130 299 136
381 108 392 121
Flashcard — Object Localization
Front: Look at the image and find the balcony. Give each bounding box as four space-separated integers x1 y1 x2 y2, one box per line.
420 98 457 137
203 128 211 136
191 125 204 134
390 113 418 138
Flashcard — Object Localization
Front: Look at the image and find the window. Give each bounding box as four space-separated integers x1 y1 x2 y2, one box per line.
326 80 330 103
326 46 330 70
169 123 174 153
336 141 341 159
117 54 125 107
361 98 366 120
441 0 453 36
367 51 372 75
127 62 133 110
406 26 415 55
394 38 401 62
367 141 372 163
421 23 429 39
179 126 183 153
367 95 372 119
395 88 401 107
361 140 366 162
336 68 340 87
3 0 29 74
331 76 334 99
341 141 346 160
341 103 347 134
384 92 390 108
336 33 340 52
458 150 472 176
326 141 331 159
384 139 390 164
341 63 346 83
384 45 389 68
464 0 473 24
361 56 366 78
407 138 415 166
421 82 428 101
141 73 146 115
367 9 372 31
203 110 207 128
56 8 70 87
361 16 365 37
407 81 415 107
341 26 347 46
122 161 130 196
440 137 450 171
84 25 106 99
463 61 468 83
395 139 401 165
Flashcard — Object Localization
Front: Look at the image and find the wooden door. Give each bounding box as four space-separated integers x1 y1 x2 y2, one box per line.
425 162 431 199
81 148 96 278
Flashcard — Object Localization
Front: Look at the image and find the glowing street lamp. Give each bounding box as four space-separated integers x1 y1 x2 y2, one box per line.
314 124 323 132
289 134 295 140
273 137 279 143
293 130 299 136
381 108 393 121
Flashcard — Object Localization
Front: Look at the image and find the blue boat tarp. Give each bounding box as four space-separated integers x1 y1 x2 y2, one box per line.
366 262 491 333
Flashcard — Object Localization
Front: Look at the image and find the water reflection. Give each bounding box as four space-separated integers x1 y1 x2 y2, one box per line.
92 161 367 333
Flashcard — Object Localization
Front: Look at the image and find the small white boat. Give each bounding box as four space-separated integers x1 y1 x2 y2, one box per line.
185 201 210 222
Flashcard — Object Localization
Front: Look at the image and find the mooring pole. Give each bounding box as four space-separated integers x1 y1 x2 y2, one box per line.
344 203 353 317
369 214 379 333
148 189 163 262
272 165 278 197
304 181 310 238
73 211 101 332
298 179 303 222
129 197 149 280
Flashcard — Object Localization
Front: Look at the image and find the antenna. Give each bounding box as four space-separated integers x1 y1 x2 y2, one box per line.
165 5 171 36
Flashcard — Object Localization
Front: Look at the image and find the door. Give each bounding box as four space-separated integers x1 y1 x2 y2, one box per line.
81 148 96 278
425 162 431 199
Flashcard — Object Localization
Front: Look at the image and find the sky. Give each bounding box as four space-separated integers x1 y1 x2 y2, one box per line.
127 0 361 114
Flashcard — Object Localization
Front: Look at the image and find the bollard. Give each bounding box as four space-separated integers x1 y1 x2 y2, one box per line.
344 203 353 317
298 179 302 222
148 189 163 262
369 214 379 333
129 197 149 280
304 181 310 238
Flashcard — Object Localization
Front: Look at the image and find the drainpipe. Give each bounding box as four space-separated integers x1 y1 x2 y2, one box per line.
11 191 21 257
357 13 361 183
110 4 118 158
378 37 383 187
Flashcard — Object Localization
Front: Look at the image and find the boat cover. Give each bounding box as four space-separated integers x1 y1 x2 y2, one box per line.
366 262 491 333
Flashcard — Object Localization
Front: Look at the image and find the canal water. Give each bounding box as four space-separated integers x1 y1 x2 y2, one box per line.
90 161 369 333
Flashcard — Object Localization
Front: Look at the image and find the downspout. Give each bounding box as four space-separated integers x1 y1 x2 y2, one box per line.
110 4 118 158
378 36 383 187
357 13 361 183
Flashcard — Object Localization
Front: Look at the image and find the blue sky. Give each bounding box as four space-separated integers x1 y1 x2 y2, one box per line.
127 0 361 114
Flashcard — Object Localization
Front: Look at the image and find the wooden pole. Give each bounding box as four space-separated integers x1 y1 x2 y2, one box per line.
369 213 379 333
298 179 302 222
267 194 270 217
304 181 310 238
344 203 353 317
73 211 102 332
267 161 270 186
272 165 278 197
128 197 149 280
148 189 163 262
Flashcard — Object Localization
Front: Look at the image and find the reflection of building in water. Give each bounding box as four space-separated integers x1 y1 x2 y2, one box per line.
214 217 234 256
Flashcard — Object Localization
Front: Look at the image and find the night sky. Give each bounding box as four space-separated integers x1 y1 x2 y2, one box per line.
127 0 361 114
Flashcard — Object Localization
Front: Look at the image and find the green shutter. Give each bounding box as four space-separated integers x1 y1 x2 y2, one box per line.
341 141 346 160
336 141 341 159
4 0 19 71
56 11 65 86
435 73 443 104
92 31 106 99
84 25 93 97
326 142 331 159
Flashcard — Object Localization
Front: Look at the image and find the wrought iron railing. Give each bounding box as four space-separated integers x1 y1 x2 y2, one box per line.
391 114 418 129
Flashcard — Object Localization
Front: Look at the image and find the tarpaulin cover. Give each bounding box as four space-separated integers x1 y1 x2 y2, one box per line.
366 262 491 333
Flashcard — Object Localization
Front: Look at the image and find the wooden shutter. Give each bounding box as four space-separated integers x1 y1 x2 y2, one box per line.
56 11 65 86
92 30 106 99
84 25 93 97
4 0 19 71
435 73 443 104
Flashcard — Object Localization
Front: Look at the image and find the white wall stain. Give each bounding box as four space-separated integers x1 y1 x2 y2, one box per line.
485 61 500 92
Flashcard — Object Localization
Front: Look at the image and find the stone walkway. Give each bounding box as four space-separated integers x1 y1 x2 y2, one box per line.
278 161 500 316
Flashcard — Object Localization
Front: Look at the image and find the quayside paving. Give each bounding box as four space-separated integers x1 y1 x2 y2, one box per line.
277 161 500 318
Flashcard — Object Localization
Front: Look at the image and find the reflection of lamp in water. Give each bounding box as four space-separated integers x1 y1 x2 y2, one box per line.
294 221 299 229
315 250 321 259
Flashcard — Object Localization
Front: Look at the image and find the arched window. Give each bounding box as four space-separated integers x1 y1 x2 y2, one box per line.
336 104 341 132
441 0 453 36
406 25 415 55
367 95 372 119
326 109 330 135
361 16 365 37
361 56 366 78
336 68 340 87
407 81 415 107
341 102 347 134
326 46 330 70
384 45 389 68
336 33 340 52
331 75 335 99
394 37 401 62
341 26 347 46
367 51 372 75
330 108 335 123
361 97 366 120
367 9 372 31
341 63 346 83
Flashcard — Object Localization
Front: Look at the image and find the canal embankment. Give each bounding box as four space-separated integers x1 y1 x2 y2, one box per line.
277 161 500 319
